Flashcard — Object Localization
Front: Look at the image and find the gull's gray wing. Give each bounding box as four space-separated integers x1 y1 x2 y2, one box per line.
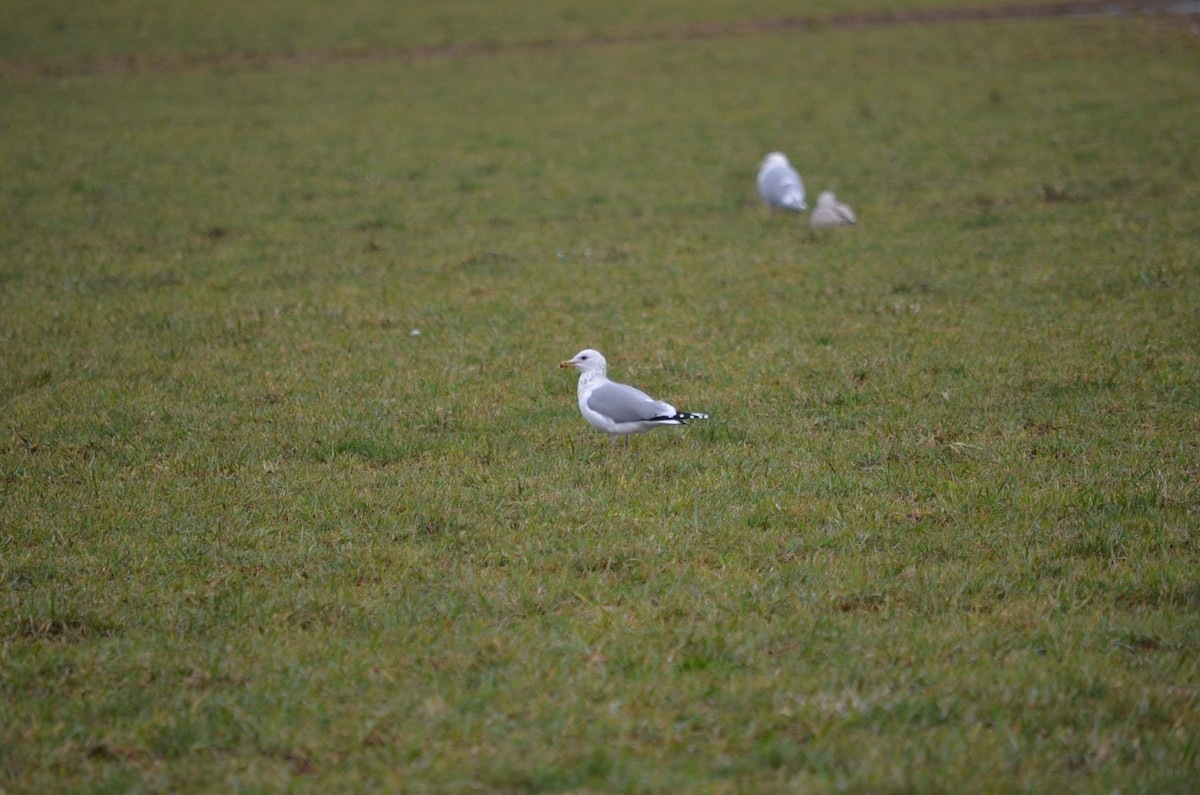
811 204 856 228
759 165 806 210
587 382 674 423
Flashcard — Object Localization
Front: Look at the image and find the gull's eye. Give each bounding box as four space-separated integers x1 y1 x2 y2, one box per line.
580 355 588 360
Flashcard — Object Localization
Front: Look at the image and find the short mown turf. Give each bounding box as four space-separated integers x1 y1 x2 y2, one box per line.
2 3 1198 792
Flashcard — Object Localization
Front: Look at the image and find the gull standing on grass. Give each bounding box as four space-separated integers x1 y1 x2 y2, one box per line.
809 191 857 228
757 152 807 211
560 349 708 443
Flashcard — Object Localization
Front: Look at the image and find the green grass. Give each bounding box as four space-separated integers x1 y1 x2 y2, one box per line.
0 0 1114 61
3 3 1200 792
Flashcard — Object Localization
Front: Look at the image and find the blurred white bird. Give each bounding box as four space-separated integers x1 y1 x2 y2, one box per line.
560 349 707 442
757 152 806 211
809 191 857 228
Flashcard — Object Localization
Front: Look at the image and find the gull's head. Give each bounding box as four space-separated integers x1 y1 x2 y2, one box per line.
560 348 607 374
762 152 790 169
816 191 838 207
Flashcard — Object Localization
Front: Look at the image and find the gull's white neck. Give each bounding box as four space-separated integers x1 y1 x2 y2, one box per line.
577 368 607 394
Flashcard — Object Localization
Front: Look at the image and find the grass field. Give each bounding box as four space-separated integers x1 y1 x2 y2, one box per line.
2 1 1200 792
1 0 1152 62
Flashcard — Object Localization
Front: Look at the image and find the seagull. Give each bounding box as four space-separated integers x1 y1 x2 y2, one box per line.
560 349 708 442
757 152 807 211
809 191 857 228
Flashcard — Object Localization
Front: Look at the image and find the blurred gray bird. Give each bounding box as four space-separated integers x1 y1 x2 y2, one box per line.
809 191 857 228
757 152 806 211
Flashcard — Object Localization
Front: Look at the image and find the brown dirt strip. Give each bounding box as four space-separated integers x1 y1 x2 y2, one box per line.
0 0 1190 79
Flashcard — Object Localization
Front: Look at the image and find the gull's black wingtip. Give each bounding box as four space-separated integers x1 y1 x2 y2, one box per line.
672 412 709 425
